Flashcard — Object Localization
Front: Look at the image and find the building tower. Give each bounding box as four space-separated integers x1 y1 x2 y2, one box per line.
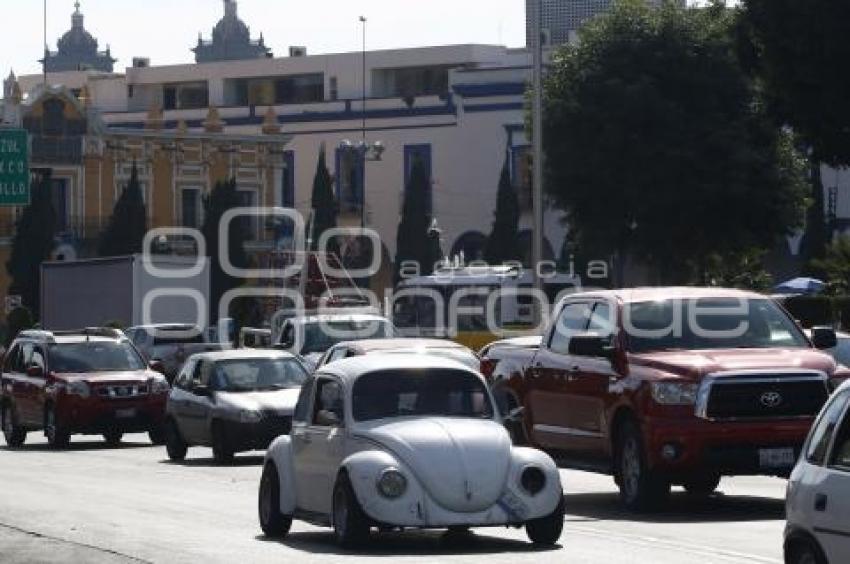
193 0 272 63
526 0 674 46
40 1 116 72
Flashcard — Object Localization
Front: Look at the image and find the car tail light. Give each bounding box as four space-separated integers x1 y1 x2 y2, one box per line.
480 358 497 381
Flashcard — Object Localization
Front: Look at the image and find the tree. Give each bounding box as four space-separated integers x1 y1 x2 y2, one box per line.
6 172 57 319
99 162 147 257
738 0 850 166
809 236 850 296
395 159 434 281
309 144 337 252
541 0 808 283
484 155 521 265
4 306 33 348
201 178 249 322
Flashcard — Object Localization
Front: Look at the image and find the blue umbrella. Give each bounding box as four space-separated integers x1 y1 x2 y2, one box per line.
773 277 826 295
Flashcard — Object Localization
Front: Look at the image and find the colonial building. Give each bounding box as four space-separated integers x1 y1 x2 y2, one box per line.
41 2 116 73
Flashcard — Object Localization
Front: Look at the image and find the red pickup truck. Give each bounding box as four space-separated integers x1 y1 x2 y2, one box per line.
481 287 849 510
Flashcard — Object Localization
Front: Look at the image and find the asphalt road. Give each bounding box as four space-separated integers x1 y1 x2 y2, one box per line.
0 433 787 564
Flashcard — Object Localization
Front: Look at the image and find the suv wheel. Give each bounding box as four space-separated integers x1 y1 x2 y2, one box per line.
148 425 166 446
2 405 27 448
45 405 70 449
259 464 292 538
525 495 565 546
683 473 721 497
165 420 188 461
103 430 123 447
615 419 669 511
332 473 370 547
211 422 234 465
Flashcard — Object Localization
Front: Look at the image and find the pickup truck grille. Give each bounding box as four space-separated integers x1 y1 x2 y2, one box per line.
95 384 149 399
698 371 829 421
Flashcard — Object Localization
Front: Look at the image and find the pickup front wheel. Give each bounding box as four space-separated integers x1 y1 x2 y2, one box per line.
615 419 669 511
2 405 27 448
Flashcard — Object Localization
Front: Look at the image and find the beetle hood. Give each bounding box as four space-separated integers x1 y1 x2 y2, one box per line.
356 417 512 512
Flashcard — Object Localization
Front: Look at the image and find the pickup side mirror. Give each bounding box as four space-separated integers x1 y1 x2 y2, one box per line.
26 365 44 378
149 360 166 374
316 409 342 427
569 334 615 359
193 384 212 397
812 327 838 350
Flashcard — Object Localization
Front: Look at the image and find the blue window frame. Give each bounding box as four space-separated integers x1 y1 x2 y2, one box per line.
403 144 432 215
282 151 295 208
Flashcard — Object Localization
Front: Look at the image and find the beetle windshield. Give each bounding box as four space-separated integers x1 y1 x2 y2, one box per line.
352 368 494 422
625 298 809 353
48 341 147 373
211 358 308 392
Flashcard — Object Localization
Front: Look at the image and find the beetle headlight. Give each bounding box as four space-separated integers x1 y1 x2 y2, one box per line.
376 468 407 499
520 466 546 496
66 380 90 398
650 381 698 405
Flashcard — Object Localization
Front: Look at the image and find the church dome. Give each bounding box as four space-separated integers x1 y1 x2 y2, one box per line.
42 2 115 72
193 0 271 63
57 7 98 54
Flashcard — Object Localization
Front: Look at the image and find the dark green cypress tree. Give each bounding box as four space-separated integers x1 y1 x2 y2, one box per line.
395 159 434 281
309 144 338 252
6 172 57 320
99 162 147 257
202 178 249 322
484 155 521 265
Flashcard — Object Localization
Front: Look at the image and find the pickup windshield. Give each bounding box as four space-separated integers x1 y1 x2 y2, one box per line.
625 298 809 353
352 368 493 422
49 341 147 373
211 358 307 392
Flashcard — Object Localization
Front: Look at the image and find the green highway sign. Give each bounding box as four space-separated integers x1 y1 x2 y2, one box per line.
0 129 30 206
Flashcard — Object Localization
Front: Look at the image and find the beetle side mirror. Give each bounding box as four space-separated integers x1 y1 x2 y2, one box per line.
193 385 212 397
569 334 616 360
316 409 342 427
26 365 44 378
812 327 838 350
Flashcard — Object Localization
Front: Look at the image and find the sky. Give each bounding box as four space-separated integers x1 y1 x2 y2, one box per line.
2 0 529 77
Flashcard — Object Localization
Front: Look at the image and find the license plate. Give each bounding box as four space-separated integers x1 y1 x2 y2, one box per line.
115 408 137 419
498 490 529 521
759 447 795 469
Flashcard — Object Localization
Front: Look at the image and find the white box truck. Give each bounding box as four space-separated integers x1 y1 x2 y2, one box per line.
40 254 210 330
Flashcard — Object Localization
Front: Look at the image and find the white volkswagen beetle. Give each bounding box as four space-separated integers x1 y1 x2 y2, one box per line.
258 354 565 546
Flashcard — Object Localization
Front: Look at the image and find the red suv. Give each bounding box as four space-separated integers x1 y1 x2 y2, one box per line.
1 328 170 449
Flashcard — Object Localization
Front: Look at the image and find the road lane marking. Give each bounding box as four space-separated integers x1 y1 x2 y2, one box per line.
0 522 152 564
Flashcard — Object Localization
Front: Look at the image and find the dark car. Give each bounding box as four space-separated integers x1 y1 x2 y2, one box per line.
1 328 170 449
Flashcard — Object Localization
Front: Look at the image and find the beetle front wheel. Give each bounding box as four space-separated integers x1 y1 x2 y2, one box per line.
259 464 292 538
332 473 370 547
525 495 565 546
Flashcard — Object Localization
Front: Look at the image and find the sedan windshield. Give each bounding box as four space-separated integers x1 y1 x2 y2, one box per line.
352 368 494 422
211 358 307 392
625 298 809 353
302 320 394 354
49 341 147 373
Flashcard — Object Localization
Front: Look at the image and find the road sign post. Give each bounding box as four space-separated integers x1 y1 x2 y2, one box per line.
0 129 30 206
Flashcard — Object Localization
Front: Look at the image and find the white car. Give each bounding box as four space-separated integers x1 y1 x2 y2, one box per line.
257 354 565 546
785 378 850 564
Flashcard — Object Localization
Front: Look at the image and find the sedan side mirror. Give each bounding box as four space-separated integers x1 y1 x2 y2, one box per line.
503 406 525 424
26 365 44 378
569 334 615 359
812 327 838 350
149 360 166 374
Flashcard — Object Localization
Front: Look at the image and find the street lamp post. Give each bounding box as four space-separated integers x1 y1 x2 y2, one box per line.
532 0 545 321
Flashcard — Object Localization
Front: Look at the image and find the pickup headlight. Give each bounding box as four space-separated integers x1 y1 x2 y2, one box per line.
650 381 698 405
65 380 90 398
239 410 262 423
150 377 170 395
376 468 407 499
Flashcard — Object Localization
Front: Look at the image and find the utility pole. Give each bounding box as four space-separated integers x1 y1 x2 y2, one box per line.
360 15 367 227
532 0 545 319
43 0 48 86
